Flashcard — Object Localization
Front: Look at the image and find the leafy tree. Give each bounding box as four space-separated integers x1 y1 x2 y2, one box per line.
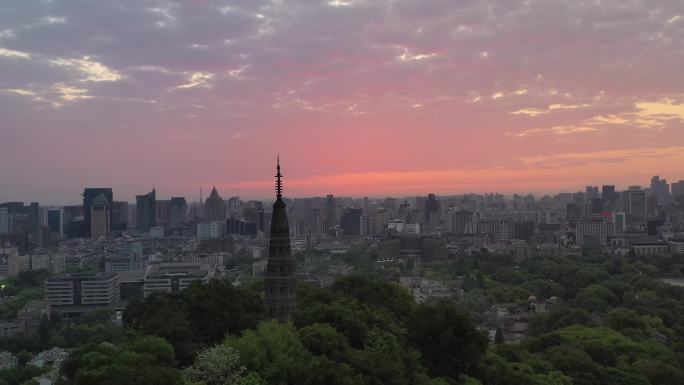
184 344 264 385
60 336 183 385
0 366 46 385
225 320 312 385
298 323 352 362
409 301 487 380
124 280 265 364
16 350 31 367
575 284 620 312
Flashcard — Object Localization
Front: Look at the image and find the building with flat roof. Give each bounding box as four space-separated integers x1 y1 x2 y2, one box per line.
106 243 144 273
46 273 120 317
17 300 50 334
0 248 29 278
143 263 215 297
632 241 669 256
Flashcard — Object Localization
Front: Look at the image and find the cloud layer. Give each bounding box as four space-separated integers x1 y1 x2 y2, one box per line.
1 0 683 202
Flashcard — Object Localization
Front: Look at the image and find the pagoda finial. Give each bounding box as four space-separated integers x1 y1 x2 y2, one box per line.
275 156 283 199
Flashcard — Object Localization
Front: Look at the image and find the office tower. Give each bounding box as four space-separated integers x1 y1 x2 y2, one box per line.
244 201 265 233
0 207 9 235
27 202 39 230
340 208 362 236
566 203 581 222
590 198 603 214
90 193 111 239
45 208 63 236
169 197 187 228
425 193 440 225
111 201 128 232
266 159 296 322
62 205 83 224
227 196 243 218
602 185 616 204
624 186 646 221
136 189 156 232
204 186 226 222
83 188 113 237
325 194 337 229
155 199 171 227
671 180 684 201
650 176 670 204
311 208 322 235
585 186 599 200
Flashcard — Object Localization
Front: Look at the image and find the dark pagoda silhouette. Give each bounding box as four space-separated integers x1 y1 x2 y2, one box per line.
265 157 297 321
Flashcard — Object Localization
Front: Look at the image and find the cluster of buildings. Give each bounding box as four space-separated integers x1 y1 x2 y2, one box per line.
0 174 681 329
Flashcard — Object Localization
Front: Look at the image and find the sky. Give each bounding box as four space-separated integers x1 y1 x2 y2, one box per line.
1 0 683 204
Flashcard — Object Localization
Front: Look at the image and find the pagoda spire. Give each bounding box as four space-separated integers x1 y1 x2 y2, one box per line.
266 155 296 321
275 155 283 200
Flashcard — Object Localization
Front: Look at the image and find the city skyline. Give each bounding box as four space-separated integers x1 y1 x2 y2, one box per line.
2 172 684 206
2 0 684 202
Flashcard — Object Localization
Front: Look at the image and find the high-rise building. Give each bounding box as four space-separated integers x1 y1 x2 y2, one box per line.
45 208 63 237
602 185 616 204
325 194 337 230
196 221 227 239
672 180 684 201
266 159 296 322
566 203 582 222
90 193 111 239
494 219 514 241
169 197 187 228
623 186 647 221
0 207 9 235
585 186 599 200
425 193 440 225
27 202 39 231
650 175 670 205
204 186 226 222
83 188 113 238
111 201 128 232
244 201 265 233
136 189 156 232
340 208 362 236
155 199 171 228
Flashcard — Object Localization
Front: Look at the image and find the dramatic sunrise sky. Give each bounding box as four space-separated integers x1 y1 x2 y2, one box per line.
1 0 684 204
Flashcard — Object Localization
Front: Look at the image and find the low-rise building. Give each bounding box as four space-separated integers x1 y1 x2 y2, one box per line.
669 238 684 254
179 253 225 266
143 263 215 297
632 241 669 255
46 273 120 317
0 319 25 339
17 300 51 334
0 248 29 277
